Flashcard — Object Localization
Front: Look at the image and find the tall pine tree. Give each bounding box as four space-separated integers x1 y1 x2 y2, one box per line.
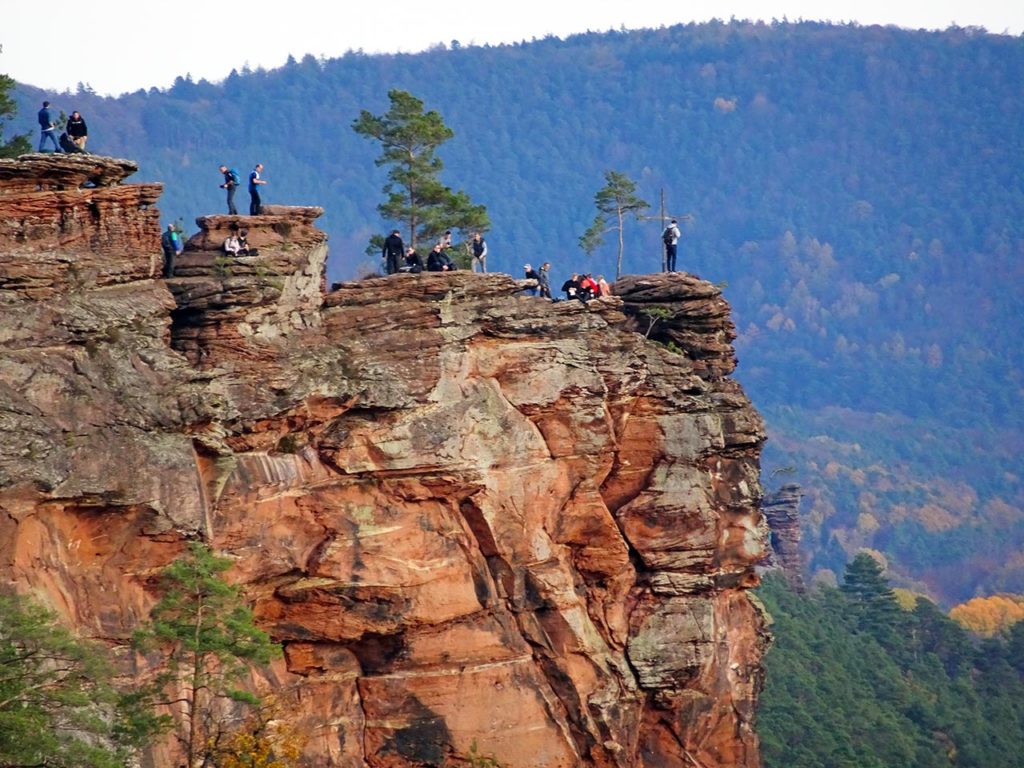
353 89 489 251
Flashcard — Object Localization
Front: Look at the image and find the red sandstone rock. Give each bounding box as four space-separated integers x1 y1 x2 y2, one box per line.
0 154 769 767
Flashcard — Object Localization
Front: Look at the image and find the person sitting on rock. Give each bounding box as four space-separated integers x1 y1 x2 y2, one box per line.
238 229 253 255
579 274 598 302
596 275 611 297
561 273 580 301
402 246 423 273
59 132 87 154
223 232 242 256
426 243 454 272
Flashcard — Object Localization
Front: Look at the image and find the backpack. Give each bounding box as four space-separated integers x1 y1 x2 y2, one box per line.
662 227 674 245
228 169 240 185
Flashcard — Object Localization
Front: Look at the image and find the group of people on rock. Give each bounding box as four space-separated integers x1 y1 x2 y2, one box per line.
378 227 617 303
381 229 490 275
36 101 89 154
218 163 267 216
557 271 612 302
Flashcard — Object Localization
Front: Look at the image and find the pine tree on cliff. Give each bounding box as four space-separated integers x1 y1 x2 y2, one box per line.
133 543 281 768
579 170 649 278
353 89 489 251
0 74 31 158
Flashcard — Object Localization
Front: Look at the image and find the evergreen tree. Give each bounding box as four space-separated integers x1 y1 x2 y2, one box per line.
0 74 31 158
134 542 281 768
0 593 141 768
841 552 903 642
352 89 489 250
579 170 649 278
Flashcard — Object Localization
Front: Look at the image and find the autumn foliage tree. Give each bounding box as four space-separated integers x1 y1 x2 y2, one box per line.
949 594 1024 636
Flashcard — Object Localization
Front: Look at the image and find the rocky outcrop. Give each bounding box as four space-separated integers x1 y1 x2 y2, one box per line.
0 155 769 767
761 484 805 592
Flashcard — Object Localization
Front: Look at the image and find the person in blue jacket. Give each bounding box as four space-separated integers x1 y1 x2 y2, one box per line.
37 101 61 152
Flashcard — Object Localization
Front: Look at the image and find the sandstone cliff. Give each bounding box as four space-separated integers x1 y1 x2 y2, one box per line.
761 484 805 592
0 155 768 767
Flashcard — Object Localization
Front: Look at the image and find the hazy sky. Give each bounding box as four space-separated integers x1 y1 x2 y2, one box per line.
4 0 1021 96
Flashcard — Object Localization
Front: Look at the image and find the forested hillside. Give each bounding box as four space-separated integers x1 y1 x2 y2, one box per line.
11 20 1024 603
758 569 1024 767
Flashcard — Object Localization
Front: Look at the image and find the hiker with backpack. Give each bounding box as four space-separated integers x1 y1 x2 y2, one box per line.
219 165 241 215
161 224 184 278
663 218 681 272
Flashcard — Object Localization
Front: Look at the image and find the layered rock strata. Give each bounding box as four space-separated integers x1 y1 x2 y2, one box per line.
0 155 769 767
760 484 806 592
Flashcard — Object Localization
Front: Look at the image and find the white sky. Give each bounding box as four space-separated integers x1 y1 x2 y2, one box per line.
4 0 1022 96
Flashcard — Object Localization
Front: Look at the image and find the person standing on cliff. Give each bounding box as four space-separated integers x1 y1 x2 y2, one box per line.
382 229 404 275
66 111 88 150
219 165 240 215
537 262 552 298
37 101 62 153
663 218 681 272
248 163 267 215
470 232 488 273
161 224 183 278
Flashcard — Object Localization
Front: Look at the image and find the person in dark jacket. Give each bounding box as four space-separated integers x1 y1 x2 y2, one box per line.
59 133 87 154
382 229 404 275
219 165 240 215
426 243 454 272
66 111 88 149
561 273 580 301
248 163 267 215
37 101 61 153
402 247 424 273
523 264 540 296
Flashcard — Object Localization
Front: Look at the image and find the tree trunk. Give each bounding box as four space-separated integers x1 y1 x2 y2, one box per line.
616 206 625 278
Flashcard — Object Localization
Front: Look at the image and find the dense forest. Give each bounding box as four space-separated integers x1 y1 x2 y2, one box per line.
9 20 1024 603
758 566 1024 767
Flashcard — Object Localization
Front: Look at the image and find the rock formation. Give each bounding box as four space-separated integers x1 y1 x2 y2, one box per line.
760 484 806 592
0 154 769 767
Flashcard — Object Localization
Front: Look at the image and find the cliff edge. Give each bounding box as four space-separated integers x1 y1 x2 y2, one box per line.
0 154 768 767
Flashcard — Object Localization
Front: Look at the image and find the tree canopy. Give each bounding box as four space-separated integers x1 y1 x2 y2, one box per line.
579 170 649 278
0 593 141 768
758 569 1024 768
352 89 489 250
0 74 30 158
